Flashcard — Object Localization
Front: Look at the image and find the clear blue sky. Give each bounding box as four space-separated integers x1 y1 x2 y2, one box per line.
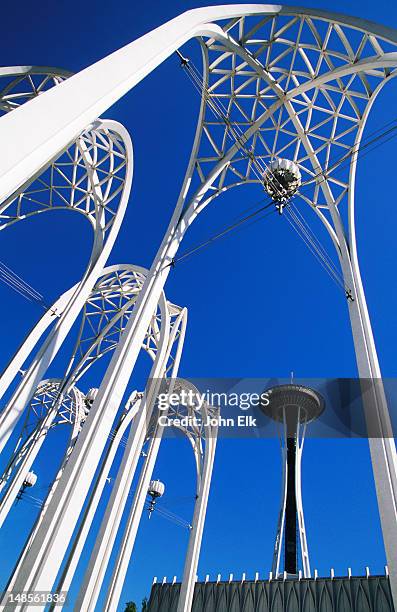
0 0 397 609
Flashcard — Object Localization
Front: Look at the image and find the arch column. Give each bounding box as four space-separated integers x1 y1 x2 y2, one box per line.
177 424 218 612
0 120 132 455
75 308 187 611
0 383 85 529
0 264 149 533
5 282 171 609
4 263 165 599
101 381 219 612
51 392 142 599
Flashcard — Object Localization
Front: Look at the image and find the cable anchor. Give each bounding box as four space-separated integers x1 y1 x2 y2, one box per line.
175 49 189 67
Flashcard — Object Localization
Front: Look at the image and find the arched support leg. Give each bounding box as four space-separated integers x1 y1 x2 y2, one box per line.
177 431 217 612
52 393 142 600
344 271 397 605
76 311 187 611
102 395 218 612
0 424 49 530
0 121 132 455
74 387 160 611
103 428 164 612
319 190 397 604
5 310 170 608
0 383 85 532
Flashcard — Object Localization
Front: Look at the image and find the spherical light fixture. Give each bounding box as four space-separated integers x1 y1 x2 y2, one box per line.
147 479 165 518
263 158 301 213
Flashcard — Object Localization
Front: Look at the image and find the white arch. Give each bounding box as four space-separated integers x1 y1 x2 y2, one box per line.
6 266 178 605
0 118 133 455
1 7 397 608
0 264 167 529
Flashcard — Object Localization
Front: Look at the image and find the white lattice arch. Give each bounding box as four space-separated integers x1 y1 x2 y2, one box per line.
0 68 133 457
0 380 86 486
0 68 128 246
0 264 169 500
0 262 185 538
0 66 71 112
3 8 397 606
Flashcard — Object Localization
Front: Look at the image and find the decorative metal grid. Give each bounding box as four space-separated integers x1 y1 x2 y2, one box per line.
0 67 128 239
190 13 397 212
0 67 71 114
0 379 86 491
69 266 179 384
24 379 86 432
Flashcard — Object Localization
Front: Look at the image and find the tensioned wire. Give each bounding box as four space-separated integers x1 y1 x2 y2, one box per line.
0 261 47 309
174 199 275 264
180 51 397 192
174 197 348 295
175 52 397 293
1 60 397 309
179 54 288 201
0 259 59 316
19 485 192 529
284 204 346 292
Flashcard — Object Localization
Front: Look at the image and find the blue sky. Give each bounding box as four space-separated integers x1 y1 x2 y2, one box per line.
1 0 397 609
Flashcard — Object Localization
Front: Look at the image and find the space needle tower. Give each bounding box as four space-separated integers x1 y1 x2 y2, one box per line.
261 384 324 578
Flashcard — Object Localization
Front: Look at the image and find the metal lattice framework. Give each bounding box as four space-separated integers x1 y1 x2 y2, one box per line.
0 67 128 240
0 380 86 494
3 264 188 604
148 378 219 486
0 264 176 527
0 124 128 237
57 298 188 611
0 67 71 114
18 379 87 438
1 8 397 611
67 265 165 382
68 266 186 384
0 67 133 461
192 13 397 207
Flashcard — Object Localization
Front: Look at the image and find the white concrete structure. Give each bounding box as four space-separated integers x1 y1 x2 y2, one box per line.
2 263 186 601
101 379 219 612
0 5 397 610
0 380 87 529
0 68 132 457
73 311 188 612
0 264 161 530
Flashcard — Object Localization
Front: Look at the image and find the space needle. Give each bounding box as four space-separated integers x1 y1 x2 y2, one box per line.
261 384 324 578
0 4 396 611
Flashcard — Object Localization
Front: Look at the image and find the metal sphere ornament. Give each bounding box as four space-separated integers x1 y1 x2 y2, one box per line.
263 158 301 213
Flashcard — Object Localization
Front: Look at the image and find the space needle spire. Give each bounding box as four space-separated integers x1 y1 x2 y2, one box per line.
261 384 324 577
